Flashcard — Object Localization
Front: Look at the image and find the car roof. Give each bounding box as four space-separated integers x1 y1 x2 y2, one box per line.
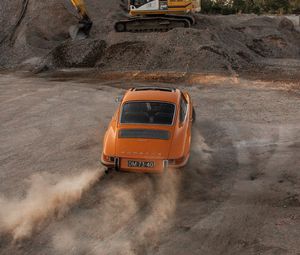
122 87 180 104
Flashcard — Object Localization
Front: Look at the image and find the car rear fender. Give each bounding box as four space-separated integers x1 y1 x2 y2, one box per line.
103 119 118 156
169 93 192 159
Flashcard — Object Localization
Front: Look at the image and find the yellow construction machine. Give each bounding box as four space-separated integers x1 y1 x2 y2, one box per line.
115 0 201 32
68 0 93 39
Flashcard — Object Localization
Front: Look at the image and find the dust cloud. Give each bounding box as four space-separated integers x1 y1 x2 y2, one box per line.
0 169 104 242
52 183 141 255
136 169 180 241
51 169 181 255
105 169 181 254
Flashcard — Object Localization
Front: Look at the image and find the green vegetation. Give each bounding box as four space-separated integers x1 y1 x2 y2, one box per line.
201 0 300 14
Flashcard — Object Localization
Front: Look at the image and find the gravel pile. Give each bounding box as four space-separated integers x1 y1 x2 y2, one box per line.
1 0 300 74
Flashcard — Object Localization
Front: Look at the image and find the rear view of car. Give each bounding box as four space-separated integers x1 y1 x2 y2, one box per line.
101 87 194 173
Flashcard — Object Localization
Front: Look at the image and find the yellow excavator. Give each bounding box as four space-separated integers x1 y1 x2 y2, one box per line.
68 0 93 39
115 0 201 32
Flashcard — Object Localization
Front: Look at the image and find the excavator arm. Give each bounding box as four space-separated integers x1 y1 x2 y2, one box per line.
70 0 89 20
69 0 93 40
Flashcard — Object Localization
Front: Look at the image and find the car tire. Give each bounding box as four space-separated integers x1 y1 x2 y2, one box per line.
105 167 113 174
192 107 196 124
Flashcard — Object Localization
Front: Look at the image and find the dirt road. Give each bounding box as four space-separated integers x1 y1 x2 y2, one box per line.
0 72 299 255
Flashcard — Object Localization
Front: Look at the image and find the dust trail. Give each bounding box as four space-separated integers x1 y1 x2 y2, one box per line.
190 128 213 172
92 169 181 254
0 169 104 242
52 183 140 255
51 169 181 255
193 130 213 156
136 169 180 241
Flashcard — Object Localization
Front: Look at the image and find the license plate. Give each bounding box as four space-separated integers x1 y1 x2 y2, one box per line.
128 160 155 168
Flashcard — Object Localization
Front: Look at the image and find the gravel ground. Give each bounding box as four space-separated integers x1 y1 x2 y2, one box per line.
0 71 299 255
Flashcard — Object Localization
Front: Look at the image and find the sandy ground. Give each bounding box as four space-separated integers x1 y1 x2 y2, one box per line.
1 0 300 78
0 71 299 255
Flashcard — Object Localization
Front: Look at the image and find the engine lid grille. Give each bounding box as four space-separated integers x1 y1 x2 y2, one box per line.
119 129 170 140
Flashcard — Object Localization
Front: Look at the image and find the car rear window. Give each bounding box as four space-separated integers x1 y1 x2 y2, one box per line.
120 101 175 125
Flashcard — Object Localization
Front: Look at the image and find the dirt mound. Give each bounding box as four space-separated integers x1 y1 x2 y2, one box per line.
1 0 300 74
0 0 76 68
233 17 300 58
37 13 300 74
97 28 243 73
40 39 106 70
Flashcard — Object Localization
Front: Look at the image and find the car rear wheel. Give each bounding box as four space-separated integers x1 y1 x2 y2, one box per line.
192 107 196 124
105 167 113 174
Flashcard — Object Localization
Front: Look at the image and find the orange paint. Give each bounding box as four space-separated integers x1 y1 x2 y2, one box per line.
101 87 194 173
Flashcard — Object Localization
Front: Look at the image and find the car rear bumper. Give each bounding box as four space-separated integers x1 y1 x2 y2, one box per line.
101 155 168 173
120 158 169 173
101 154 189 173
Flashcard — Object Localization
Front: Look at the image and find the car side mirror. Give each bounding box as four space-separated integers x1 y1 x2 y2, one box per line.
115 96 123 103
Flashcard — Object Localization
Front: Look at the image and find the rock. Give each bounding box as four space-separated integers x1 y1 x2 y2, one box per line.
279 17 295 31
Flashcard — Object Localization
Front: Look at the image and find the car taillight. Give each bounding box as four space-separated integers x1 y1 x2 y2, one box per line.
103 154 115 162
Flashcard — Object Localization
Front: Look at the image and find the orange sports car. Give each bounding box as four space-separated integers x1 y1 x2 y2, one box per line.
101 87 195 173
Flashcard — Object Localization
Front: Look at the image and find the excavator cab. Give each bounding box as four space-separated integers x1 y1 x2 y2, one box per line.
128 0 167 12
128 0 200 14
129 0 148 8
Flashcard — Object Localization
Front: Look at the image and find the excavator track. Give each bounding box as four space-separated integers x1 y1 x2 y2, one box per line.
115 15 195 33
